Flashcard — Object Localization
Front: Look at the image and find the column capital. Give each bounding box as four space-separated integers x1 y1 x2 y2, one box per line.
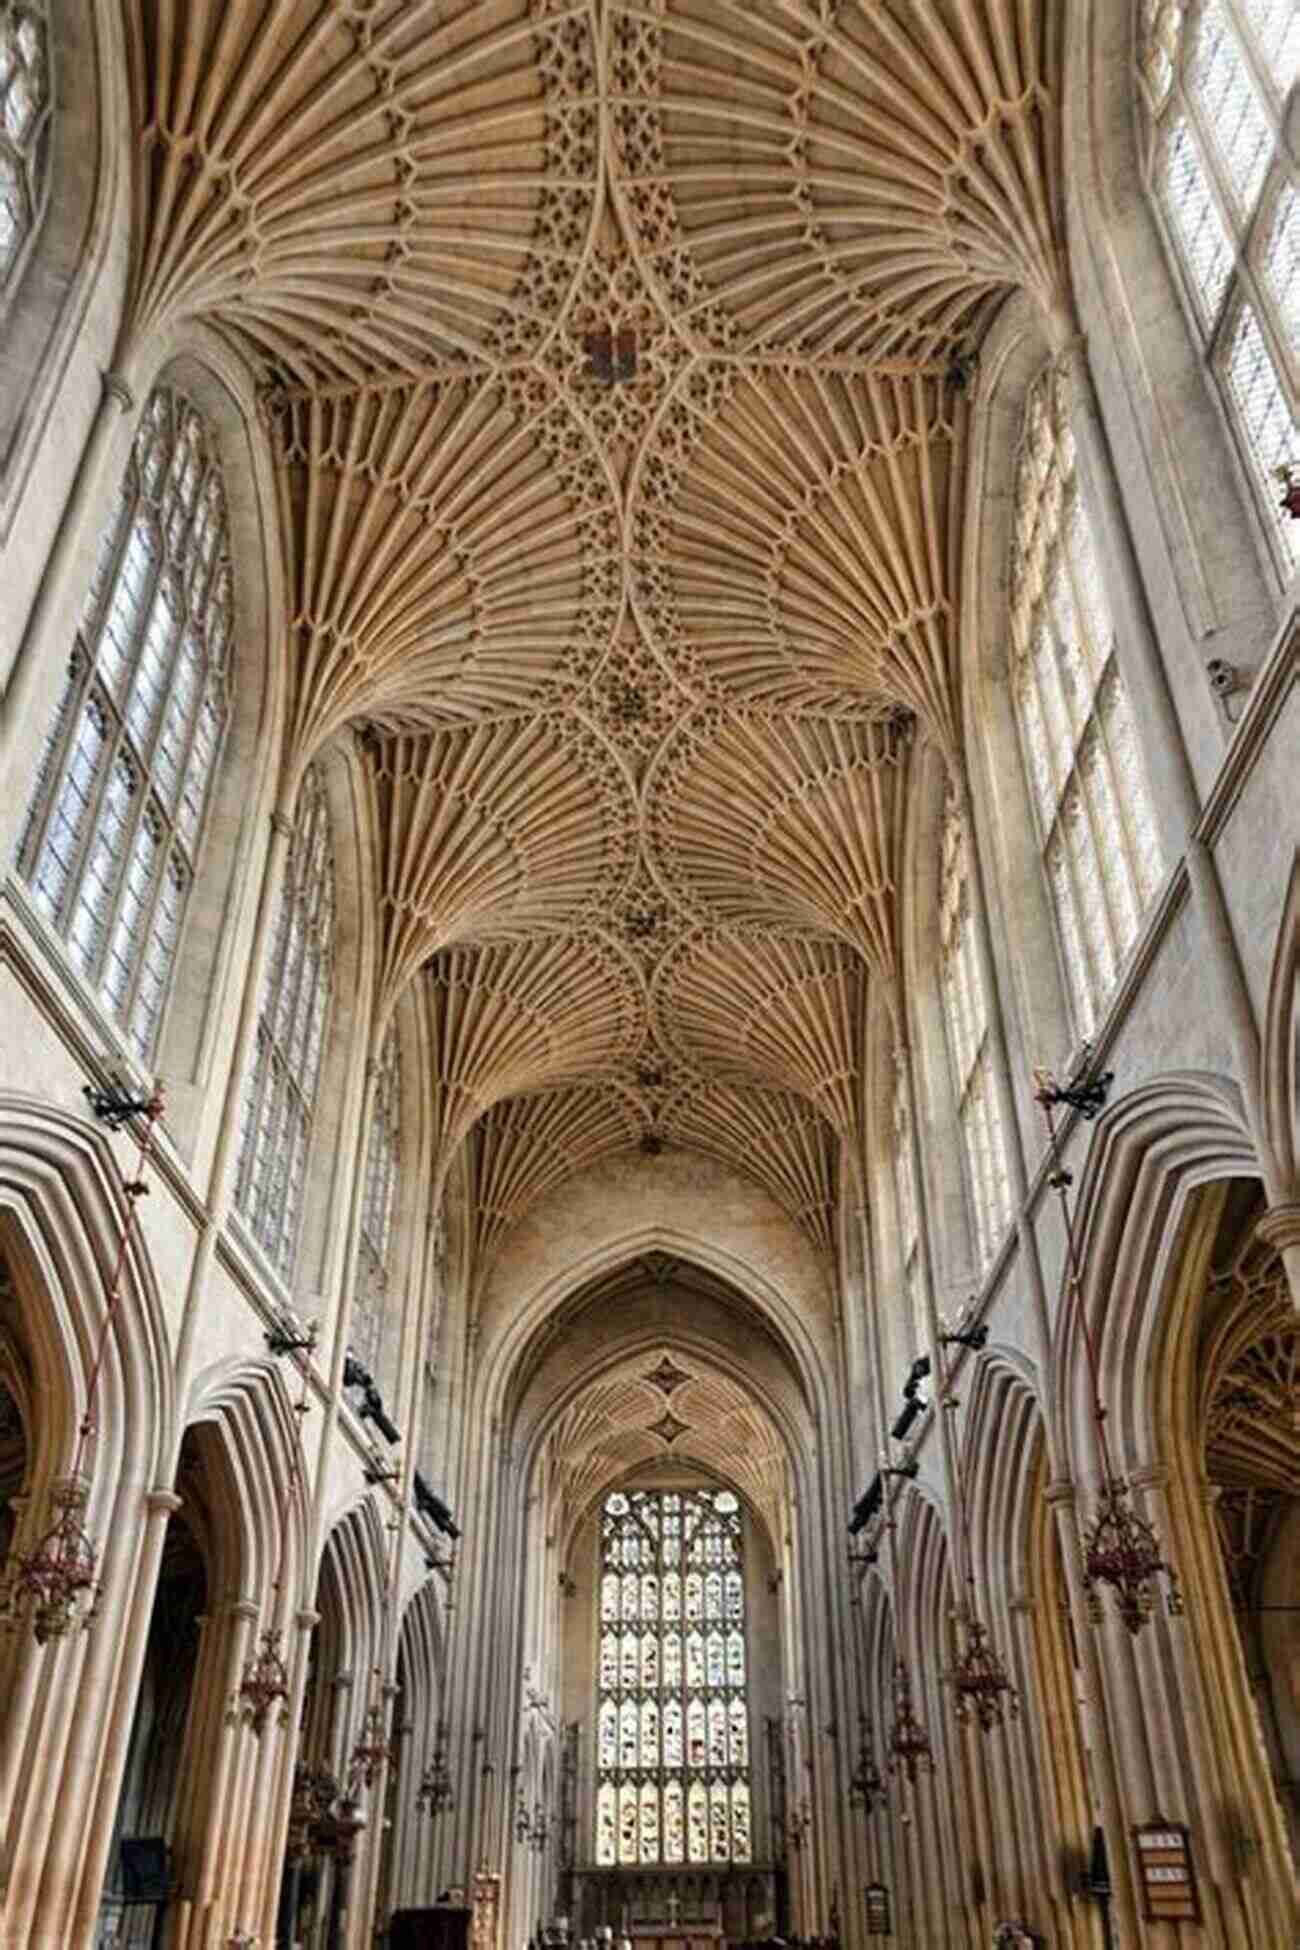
1255 1201 1300 1256
1129 1462 1170 1492
145 1488 183 1516
101 369 135 413
296 1607 321 1633
229 1597 261 1623
269 809 294 839
1043 1477 1076 1508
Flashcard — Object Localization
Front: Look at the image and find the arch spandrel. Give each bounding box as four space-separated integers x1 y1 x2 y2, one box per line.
473 1147 840 1392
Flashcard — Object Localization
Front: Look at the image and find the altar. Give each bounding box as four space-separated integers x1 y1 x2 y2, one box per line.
627 1882 722 1950
568 1867 781 1946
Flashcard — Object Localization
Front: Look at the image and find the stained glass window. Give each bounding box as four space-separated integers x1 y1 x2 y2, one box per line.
351 1024 402 1376
595 1488 752 1868
939 800 1011 1275
0 0 50 303
1141 0 1299 570
1010 364 1164 1043
18 389 232 1059
233 767 334 1281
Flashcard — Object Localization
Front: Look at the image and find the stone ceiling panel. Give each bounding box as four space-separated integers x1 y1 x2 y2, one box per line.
119 0 1070 1250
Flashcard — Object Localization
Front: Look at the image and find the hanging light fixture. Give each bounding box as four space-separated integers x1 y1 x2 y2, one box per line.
349 1681 399 1792
237 1622 293 1737
419 1717 455 1817
949 1612 1018 1733
877 1456 934 1784
936 1335 1018 1733
1034 1061 1182 1635
349 1460 409 1793
236 1317 317 1734
886 1656 934 1784
848 1707 886 1813
3 1083 165 1644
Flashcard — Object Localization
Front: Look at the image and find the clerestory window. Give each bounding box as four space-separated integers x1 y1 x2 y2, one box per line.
1010 363 1164 1043
595 1487 753 1868
234 767 334 1281
1140 0 1299 573
19 388 232 1060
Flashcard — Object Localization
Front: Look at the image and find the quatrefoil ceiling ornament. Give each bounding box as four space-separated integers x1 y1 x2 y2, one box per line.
647 1410 690 1447
644 1355 693 1398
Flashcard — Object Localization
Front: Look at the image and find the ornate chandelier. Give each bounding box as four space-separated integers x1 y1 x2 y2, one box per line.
349 1692 398 1792
1080 1474 1182 1634
3 1082 165 1644
949 1611 1019 1732
1035 1058 1182 1636
937 1337 1018 1734
848 1707 885 1812
887 1657 934 1783
418 1717 455 1816
236 1624 291 1736
6 1477 98 1644
236 1316 316 1734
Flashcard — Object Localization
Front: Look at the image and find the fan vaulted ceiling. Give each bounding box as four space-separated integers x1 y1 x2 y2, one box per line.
126 0 1067 1260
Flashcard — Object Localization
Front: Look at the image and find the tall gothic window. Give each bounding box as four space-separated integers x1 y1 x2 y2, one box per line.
18 389 232 1060
891 1055 925 1355
1140 0 1299 571
939 801 1011 1275
234 768 334 1280
1010 365 1164 1043
596 1488 753 1869
352 1024 401 1376
0 1 51 303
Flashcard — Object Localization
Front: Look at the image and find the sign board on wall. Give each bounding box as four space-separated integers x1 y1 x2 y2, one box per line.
1134 1821 1200 1923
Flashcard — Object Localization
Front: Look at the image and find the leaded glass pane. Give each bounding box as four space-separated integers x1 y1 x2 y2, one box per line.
663 1782 685 1863
596 1783 617 1865
1236 0 1300 86
1191 1 1275 210
1157 112 1235 321
1258 180 1299 352
595 1487 752 1865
